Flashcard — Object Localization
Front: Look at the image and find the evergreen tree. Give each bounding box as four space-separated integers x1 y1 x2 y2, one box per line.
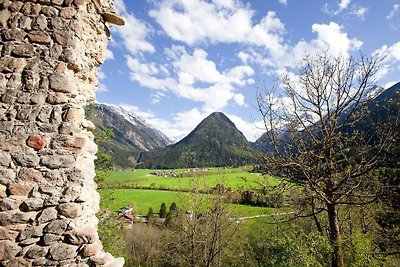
159 202 167 218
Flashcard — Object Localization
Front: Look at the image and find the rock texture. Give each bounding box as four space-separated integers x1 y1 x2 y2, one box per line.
0 0 124 266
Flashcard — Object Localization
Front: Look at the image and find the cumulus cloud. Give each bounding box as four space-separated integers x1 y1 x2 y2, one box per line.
387 4 399 19
350 6 367 19
149 0 286 53
373 42 400 81
338 0 351 11
113 0 155 55
104 49 114 61
278 0 288 6
125 47 253 112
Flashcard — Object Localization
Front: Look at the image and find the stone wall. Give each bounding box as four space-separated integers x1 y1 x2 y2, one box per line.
0 0 124 266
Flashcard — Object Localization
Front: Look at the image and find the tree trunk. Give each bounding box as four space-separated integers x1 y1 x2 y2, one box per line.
327 203 345 267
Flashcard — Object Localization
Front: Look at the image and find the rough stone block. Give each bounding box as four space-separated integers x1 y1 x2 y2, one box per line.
37 207 58 224
20 198 44 211
0 197 20 211
7 182 33 197
49 74 73 93
18 225 44 241
44 219 68 235
49 243 78 261
11 44 35 58
0 240 22 261
41 154 75 169
18 168 43 182
28 31 52 44
12 151 40 168
0 211 36 226
26 245 49 259
0 168 16 185
42 233 62 246
0 226 19 241
0 151 12 167
58 203 82 218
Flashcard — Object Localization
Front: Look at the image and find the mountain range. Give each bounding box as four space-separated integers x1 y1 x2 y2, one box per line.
137 112 256 169
88 103 171 169
89 81 399 169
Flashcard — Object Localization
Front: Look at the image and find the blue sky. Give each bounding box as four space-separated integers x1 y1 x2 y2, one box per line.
97 0 400 142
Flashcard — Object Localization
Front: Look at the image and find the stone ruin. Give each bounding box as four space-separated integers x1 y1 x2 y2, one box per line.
0 0 125 266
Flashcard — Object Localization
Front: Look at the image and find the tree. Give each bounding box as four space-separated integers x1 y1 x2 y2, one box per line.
257 53 397 267
165 194 239 267
159 202 167 218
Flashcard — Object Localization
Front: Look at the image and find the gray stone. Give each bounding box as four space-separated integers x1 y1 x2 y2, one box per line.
0 168 16 185
12 151 40 168
0 211 35 226
47 93 68 104
0 184 6 198
0 197 20 211
0 9 11 28
40 6 59 17
0 226 19 241
49 243 78 261
0 240 22 261
60 184 80 202
28 31 52 44
0 151 12 167
37 207 57 224
82 241 102 257
42 233 62 246
30 92 46 104
19 237 40 246
26 245 49 259
11 44 35 58
44 219 68 235
33 15 47 30
58 203 82 218
19 225 44 241
41 154 75 169
5 257 33 267
49 74 73 93
20 198 44 211
18 168 43 182
65 227 97 245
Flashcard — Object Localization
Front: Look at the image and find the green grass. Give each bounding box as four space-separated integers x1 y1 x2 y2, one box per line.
99 188 281 218
99 167 278 191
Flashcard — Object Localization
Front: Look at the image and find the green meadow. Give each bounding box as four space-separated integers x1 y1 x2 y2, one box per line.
98 167 283 217
98 167 279 191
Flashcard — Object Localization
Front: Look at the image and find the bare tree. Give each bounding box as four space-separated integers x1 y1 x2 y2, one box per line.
166 192 239 267
257 52 397 267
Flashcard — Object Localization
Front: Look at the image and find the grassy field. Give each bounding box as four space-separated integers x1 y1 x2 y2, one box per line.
98 167 278 191
99 188 280 217
98 167 284 218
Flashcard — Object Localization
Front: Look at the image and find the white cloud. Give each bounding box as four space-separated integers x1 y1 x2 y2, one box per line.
149 0 286 53
227 114 265 142
338 0 351 11
241 22 363 70
173 49 221 84
387 4 399 19
113 0 154 55
373 42 400 81
104 49 114 61
96 83 109 93
309 22 363 56
125 47 253 112
350 6 367 19
278 0 288 6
